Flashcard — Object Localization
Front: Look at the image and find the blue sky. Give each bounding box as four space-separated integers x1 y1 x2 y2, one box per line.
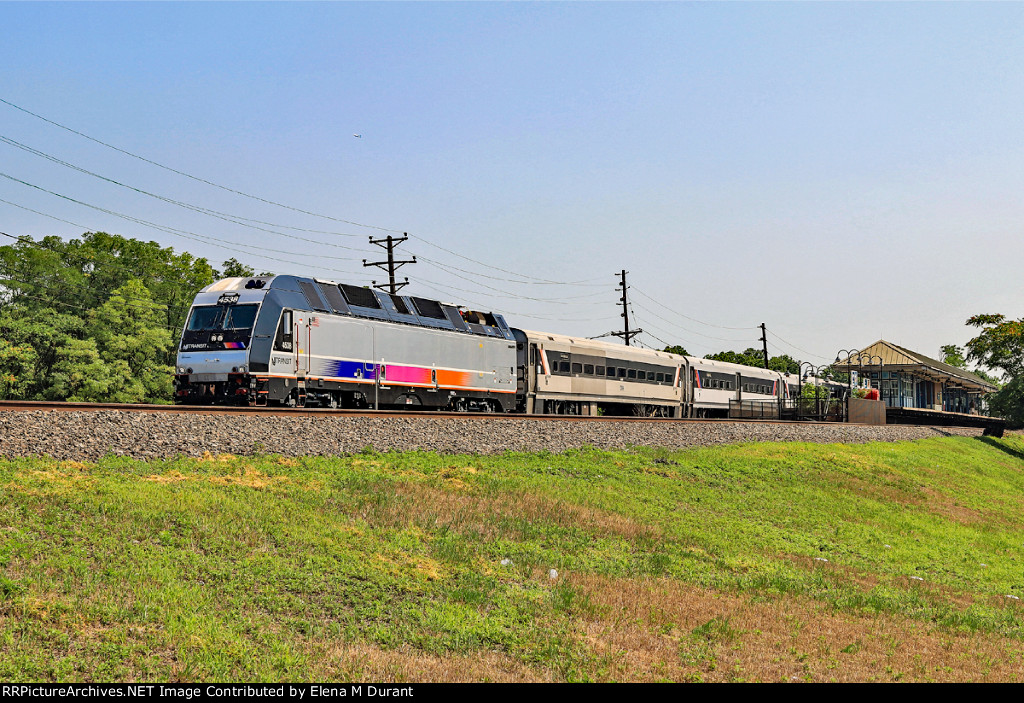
2 2 1023 365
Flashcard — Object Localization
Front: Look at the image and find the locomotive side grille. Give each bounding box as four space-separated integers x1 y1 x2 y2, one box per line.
411 297 446 319
340 284 382 309
389 294 411 316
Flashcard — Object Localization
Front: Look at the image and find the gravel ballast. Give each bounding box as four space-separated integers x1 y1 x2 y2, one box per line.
0 410 988 461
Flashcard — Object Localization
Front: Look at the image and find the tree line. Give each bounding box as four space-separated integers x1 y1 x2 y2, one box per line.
1 231 1022 424
0 232 258 403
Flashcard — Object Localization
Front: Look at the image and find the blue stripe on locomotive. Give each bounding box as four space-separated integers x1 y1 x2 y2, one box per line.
313 358 378 381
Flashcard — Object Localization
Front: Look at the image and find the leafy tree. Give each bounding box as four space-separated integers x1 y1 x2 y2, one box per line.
0 307 88 399
0 232 213 402
0 338 38 399
45 339 113 402
704 347 800 375
941 342 1001 386
965 314 1024 425
220 258 256 278
662 345 689 356
0 232 216 361
89 280 174 403
941 344 968 369
964 314 1024 379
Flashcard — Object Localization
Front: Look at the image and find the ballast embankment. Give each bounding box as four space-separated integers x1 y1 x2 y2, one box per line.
0 410 986 461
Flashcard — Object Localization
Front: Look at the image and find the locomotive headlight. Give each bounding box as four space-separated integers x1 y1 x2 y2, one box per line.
239 365 248 374
177 367 185 374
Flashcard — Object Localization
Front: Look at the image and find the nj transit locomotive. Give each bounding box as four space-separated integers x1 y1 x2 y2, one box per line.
174 274 797 417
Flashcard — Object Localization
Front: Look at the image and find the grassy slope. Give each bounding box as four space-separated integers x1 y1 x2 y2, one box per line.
2 436 1024 682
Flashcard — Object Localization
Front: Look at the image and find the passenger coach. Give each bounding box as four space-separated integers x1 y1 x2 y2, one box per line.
175 275 794 417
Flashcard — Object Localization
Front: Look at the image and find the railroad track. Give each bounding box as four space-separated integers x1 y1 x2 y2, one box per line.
0 399 843 425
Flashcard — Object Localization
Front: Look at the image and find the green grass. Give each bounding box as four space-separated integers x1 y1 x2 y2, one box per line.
2 435 1024 681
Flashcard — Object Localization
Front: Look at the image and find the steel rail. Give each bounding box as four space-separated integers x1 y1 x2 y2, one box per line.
0 399 888 427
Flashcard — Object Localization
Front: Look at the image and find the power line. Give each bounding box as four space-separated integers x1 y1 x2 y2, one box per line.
0 96 402 233
0 176 376 276
630 286 759 331
629 300 759 344
0 95 609 289
765 329 831 363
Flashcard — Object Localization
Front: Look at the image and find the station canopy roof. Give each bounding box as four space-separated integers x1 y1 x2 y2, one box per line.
833 340 999 393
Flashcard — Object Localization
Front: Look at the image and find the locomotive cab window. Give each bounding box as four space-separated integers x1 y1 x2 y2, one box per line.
186 306 220 331
223 304 258 330
274 310 294 351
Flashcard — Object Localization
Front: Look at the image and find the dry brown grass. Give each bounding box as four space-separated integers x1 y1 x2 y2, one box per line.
367 481 661 543
560 573 1024 682
308 642 557 682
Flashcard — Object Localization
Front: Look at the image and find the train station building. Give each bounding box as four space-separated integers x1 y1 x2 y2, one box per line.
833 340 998 414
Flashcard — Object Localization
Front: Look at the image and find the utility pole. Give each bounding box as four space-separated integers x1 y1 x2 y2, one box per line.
760 322 769 369
610 269 642 346
362 233 416 294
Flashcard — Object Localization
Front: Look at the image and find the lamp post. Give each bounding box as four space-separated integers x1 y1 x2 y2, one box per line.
798 361 828 420
835 349 861 396
861 354 883 402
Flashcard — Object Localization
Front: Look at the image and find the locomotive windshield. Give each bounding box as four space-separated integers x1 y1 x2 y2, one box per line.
180 304 260 352
186 304 259 331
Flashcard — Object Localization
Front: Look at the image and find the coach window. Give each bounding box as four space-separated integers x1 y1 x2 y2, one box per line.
583 364 594 375
618 368 627 379
571 362 583 374
647 371 655 381
596 365 605 376
606 366 616 377
627 369 637 379
559 361 571 373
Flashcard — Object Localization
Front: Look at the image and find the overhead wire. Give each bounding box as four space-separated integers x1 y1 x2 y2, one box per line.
0 95 607 289
0 176 376 278
630 286 759 331
0 96 402 234
0 137 380 255
765 329 832 363
630 300 760 344
416 256 614 305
